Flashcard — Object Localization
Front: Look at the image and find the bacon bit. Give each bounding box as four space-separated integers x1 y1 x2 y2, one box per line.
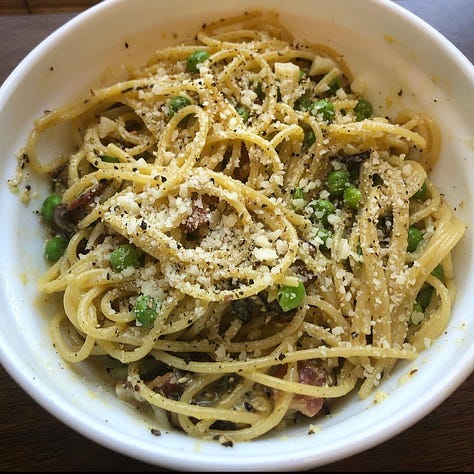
291 363 327 417
180 203 211 234
52 180 110 235
180 194 218 238
66 180 108 212
273 362 328 417
293 259 317 285
148 371 184 399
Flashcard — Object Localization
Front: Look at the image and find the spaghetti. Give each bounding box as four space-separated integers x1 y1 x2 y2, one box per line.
17 11 465 444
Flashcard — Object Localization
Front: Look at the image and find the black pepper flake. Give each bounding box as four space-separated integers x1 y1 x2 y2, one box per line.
150 428 161 436
243 401 256 412
20 153 29 167
124 41 129 49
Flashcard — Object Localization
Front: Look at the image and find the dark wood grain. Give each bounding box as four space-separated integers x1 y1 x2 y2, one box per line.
0 0 101 16
0 2 473 471
0 0 28 15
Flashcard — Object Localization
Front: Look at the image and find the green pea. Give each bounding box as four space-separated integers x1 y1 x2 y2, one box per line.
295 95 311 112
292 187 305 200
169 95 192 117
109 243 143 271
413 265 444 313
354 99 373 121
101 155 120 163
412 181 427 201
309 199 335 225
235 104 250 123
254 82 265 101
303 128 316 149
431 263 444 281
327 77 341 95
41 194 62 223
292 187 306 210
410 301 424 325
316 227 332 249
327 169 349 196
186 50 210 73
133 294 160 327
310 99 335 122
44 236 68 262
343 185 362 210
277 281 306 312
416 286 433 310
407 226 423 252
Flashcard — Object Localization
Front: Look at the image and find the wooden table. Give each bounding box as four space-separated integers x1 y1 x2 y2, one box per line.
0 1 473 471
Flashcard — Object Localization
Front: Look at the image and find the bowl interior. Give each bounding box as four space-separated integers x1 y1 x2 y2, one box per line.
0 0 473 470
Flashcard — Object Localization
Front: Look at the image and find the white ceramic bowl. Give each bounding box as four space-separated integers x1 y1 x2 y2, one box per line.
0 0 473 471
